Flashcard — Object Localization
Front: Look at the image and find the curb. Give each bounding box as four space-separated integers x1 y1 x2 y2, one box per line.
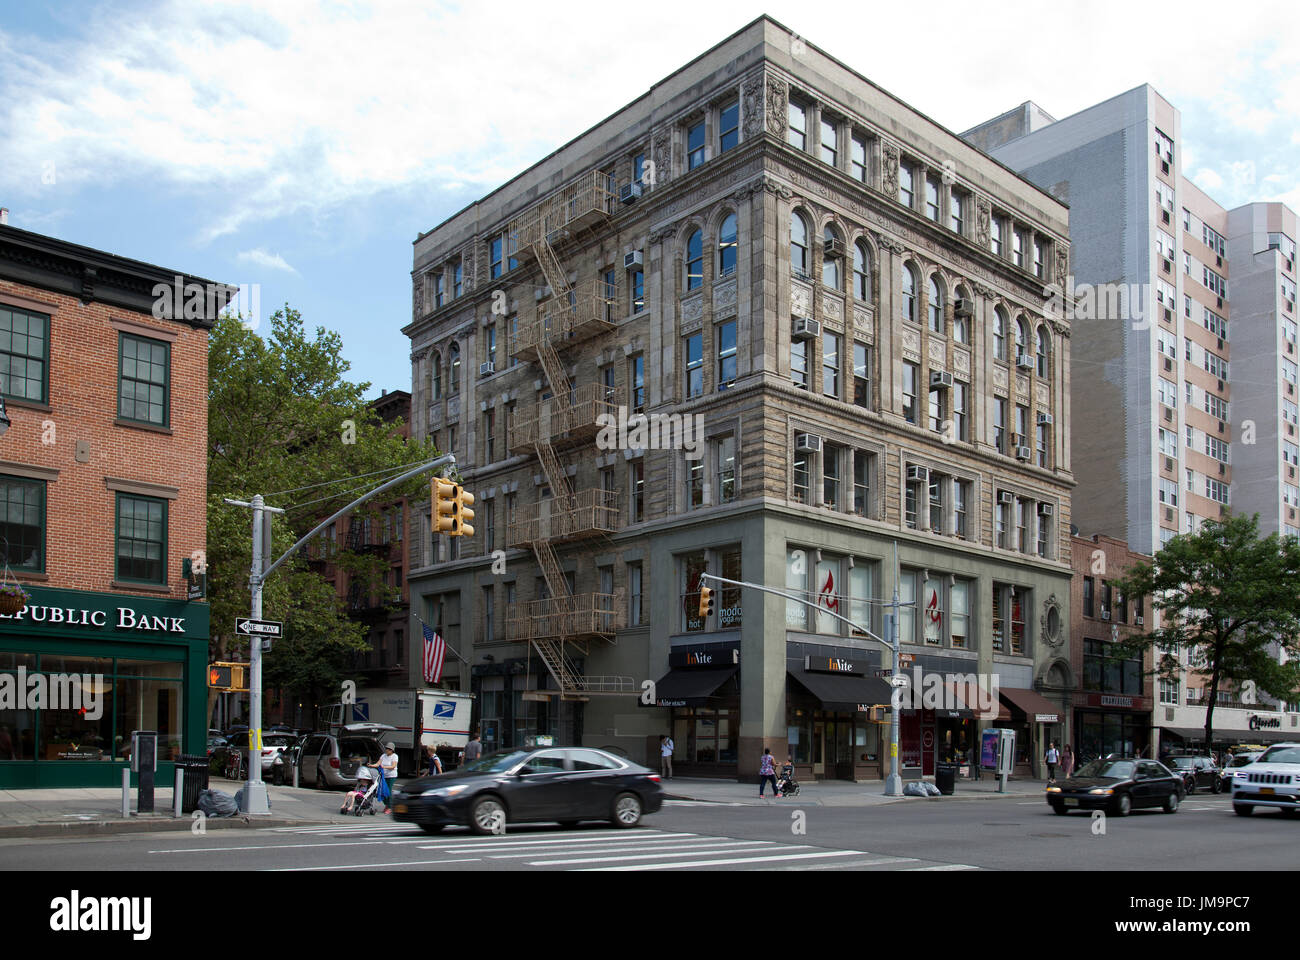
0 816 337 840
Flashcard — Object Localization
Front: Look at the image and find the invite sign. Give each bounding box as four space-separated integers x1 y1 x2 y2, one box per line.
804 656 861 675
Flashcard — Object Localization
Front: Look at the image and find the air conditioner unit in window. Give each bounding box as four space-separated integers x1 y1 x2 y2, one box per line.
1016 353 1035 370
1136 616 1144 626
479 362 495 376
1037 412 1054 425
624 250 644 268
792 317 821 340
1038 503 1054 516
795 433 822 453
907 465 929 482
929 371 953 389
998 491 1015 505
954 298 974 318
1015 445 1033 461
620 183 643 204
823 237 844 258
1101 610 1111 621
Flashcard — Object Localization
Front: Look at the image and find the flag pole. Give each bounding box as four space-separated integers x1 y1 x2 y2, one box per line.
415 615 469 664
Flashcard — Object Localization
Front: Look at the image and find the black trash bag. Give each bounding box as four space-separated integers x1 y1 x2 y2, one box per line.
197 789 239 818
902 782 929 797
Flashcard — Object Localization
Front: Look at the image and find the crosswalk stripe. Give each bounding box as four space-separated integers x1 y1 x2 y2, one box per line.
415 832 697 851
270 857 481 871
905 864 981 871
771 856 919 871
583 850 866 870
529 843 813 866
491 840 770 860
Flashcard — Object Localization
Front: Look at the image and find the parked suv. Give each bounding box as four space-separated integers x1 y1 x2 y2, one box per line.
1219 752 1263 793
293 724 395 790
1232 743 1300 817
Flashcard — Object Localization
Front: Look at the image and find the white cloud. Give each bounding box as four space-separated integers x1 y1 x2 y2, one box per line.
236 248 298 274
1193 168 1225 192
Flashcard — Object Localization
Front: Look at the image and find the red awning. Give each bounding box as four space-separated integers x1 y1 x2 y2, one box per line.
999 687 1062 723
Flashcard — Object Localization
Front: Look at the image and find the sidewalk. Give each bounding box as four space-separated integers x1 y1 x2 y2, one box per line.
663 775 1049 806
0 777 346 839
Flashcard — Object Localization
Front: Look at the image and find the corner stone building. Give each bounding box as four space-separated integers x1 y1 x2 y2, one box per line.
403 17 1076 781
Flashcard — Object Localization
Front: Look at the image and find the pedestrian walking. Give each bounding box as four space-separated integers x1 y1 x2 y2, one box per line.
425 744 443 777
1044 741 1060 782
377 742 399 813
758 747 778 798
463 732 483 767
659 734 674 779
1062 744 1074 779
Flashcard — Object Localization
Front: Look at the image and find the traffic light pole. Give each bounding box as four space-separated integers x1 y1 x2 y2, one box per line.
223 454 458 814
699 551 914 797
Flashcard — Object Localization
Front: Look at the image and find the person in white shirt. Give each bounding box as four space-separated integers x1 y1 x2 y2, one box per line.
378 743 400 812
660 734 674 779
1044 742 1060 781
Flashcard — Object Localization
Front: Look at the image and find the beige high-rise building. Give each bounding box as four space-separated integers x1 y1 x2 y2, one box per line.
402 16 1075 781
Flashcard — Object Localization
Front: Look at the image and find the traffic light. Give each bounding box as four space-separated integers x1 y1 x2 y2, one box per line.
207 662 248 691
698 583 714 619
208 664 232 689
433 478 459 535
455 486 475 538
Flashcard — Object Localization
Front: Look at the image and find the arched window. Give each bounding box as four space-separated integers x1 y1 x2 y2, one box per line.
431 351 442 401
718 214 738 278
685 229 704 290
791 213 809 275
448 342 460 395
993 307 1008 361
822 226 842 289
1036 325 1051 377
853 241 871 301
1015 317 1029 360
928 276 945 334
953 287 970 344
902 264 918 322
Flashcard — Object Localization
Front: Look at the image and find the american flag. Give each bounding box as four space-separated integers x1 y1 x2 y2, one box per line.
422 622 445 685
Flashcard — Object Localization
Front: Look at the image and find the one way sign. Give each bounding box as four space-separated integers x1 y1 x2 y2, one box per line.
235 617 283 639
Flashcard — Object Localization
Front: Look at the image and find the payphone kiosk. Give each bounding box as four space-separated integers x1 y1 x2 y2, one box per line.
131 730 158 814
981 728 1016 793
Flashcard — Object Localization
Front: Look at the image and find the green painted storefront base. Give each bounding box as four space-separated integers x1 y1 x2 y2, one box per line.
0 763 185 790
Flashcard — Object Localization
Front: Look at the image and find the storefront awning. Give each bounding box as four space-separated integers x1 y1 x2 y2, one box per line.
640 666 738 708
999 687 1062 724
788 668 892 712
1159 725 1296 744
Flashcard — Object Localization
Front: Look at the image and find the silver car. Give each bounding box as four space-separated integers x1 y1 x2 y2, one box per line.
293 724 395 790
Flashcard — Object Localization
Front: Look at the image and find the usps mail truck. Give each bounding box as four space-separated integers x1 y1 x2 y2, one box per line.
323 687 475 775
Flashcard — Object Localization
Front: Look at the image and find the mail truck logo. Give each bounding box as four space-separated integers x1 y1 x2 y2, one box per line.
432 700 457 719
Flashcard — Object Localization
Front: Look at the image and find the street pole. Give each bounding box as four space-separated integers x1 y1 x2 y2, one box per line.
886 541 902 797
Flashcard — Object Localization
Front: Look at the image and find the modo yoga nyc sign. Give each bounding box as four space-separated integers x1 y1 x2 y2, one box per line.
0 586 209 642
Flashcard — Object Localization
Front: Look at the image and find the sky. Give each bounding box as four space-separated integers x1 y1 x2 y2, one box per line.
1 0 1297 398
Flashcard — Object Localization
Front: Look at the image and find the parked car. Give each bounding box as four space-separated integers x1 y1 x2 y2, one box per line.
1046 757 1184 816
271 735 308 785
390 746 664 835
212 731 299 780
1166 755 1221 794
1219 752 1262 792
1231 742 1300 817
291 724 395 790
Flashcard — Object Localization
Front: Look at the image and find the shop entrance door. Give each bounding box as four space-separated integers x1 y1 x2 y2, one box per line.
812 721 825 777
833 718 854 780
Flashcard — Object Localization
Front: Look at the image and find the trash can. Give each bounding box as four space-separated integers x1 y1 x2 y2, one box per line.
935 763 957 796
179 754 210 814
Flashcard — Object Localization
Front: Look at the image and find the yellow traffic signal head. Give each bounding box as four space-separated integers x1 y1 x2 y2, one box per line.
433 479 459 534
455 487 475 538
208 665 232 689
698 584 714 619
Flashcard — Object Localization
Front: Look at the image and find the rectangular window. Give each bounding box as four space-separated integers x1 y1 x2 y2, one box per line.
0 305 49 403
791 339 808 390
787 101 806 150
898 572 915 645
1033 239 1044 278
1083 577 1094 617
820 117 837 166
994 398 1007 453
898 162 914 207
954 480 969 539
853 342 871 408
684 333 703 397
1036 422 1049 468
717 435 737 504
1036 507 1051 558
490 236 503 279
793 451 811 504
719 100 739 153
1013 230 1024 268
950 192 964 234
953 381 968 442
687 120 706 170
822 332 840 397
118 333 170 427
482 586 494 643
628 561 643 626
631 269 645 314
717 321 737 390
904 477 920 530
434 274 445 308
1015 498 1027 552
991 218 1003 256
453 262 462 298
902 362 918 424
116 493 167 584
925 178 940 221
996 498 1010 549
928 475 944 532
630 460 645 522
483 409 495 464
633 153 646 186
951 580 969 649
928 385 946 434
921 574 944 644
823 444 842 510
850 134 868 182
484 499 495 553
992 584 1004 652
853 451 871 517
683 552 708 632
629 354 645 412
686 458 705 509
0 476 45 572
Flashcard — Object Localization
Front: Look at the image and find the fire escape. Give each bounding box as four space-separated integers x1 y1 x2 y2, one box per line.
503 170 633 699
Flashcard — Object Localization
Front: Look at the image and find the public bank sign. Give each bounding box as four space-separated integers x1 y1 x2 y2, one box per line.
0 585 209 641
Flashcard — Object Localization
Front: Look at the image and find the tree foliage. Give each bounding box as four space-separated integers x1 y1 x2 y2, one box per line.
1113 513 1300 748
207 308 436 725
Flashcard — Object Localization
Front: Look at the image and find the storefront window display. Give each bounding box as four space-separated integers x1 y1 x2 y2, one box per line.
671 707 738 764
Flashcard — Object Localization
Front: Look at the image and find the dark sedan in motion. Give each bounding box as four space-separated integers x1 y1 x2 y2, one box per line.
390 746 664 835
1046 757 1185 816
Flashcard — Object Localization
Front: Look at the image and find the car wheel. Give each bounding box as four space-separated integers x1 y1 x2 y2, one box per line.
469 796 507 836
1114 793 1132 817
316 767 329 791
1234 804 1253 816
1050 804 1067 815
1163 791 1179 814
419 824 445 835
1184 780 1194 796
1280 807 1297 818
611 792 643 828
1211 778 1222 795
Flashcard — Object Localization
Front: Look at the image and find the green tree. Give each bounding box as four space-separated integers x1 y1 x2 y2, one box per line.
207 308 436 728
1113 513 1300 751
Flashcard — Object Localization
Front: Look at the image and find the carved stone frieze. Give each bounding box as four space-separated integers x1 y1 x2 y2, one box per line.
992 366 1009 391
713 278 738 315
790 280 812 318
742 75 764 140
1035 381 1050 408
821 294 843 322
765 75 788 138
1054 246 1069 288
681 294 704 325
1016 374 1030 399
928 337 946 365
881 141 900 202
953 349 971 377
902 328 921 361
853 305 874 333
975 195 992 249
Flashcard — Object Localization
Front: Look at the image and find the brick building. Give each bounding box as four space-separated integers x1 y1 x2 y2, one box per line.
0 219 218 787
402 17 1076 780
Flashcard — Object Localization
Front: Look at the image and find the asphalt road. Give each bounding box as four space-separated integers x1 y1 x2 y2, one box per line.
0 789 1293 871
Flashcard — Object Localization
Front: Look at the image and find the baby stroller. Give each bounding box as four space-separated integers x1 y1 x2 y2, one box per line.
340 766 380 816
776 762 800 798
